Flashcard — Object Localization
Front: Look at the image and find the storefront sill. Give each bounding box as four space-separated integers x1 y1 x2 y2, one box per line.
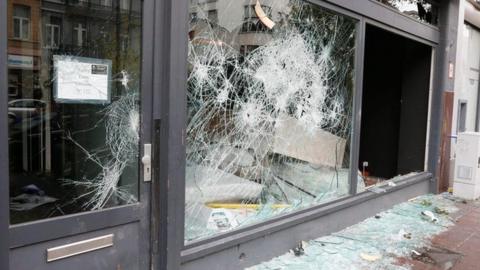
181 172 432 264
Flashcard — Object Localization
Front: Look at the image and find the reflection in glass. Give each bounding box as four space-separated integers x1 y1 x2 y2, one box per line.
13 5 31 40
185 0 361 242
377 0 439 25
8 0 142 224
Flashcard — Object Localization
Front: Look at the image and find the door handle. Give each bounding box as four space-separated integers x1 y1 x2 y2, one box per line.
142 144 152 182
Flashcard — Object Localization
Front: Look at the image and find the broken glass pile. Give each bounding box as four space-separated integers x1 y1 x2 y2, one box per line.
185 0 357 242
248 193 459 270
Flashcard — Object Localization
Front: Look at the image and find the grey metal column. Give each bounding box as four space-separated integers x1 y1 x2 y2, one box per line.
139 0 155 269
430 0 461 193
152 0 189 269
349 18 366 195
0 0 10 268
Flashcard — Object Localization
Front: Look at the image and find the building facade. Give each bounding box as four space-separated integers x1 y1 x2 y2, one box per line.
0 0 464 269
445 0 480 191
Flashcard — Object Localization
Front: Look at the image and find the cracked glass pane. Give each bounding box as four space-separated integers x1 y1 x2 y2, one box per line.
8 0 142 224
185 0 358 242
376 0 439 25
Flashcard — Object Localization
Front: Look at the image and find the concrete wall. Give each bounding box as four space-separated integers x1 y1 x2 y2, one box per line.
450 0 480 187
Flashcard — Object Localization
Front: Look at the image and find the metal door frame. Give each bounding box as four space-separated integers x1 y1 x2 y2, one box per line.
151 0 189 268
1 0 9 268
0 0 156 269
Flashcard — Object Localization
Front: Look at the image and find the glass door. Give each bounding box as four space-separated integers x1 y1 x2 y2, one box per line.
2 0 153 269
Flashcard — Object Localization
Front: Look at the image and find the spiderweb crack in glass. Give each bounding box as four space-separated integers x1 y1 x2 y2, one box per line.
7 0 143 224
62 73 139 210
186 0 357 241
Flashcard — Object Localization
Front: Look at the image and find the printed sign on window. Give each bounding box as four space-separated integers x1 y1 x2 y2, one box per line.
54 55 112 103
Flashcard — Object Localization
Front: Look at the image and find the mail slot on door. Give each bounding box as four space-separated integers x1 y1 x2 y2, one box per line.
46 234 114 262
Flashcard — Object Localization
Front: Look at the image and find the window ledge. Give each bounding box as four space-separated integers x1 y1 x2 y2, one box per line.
181 171 432 263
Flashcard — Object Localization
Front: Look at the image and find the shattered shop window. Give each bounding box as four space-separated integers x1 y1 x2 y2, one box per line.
185 0 361 242
376 0 439 25
8 0 142 224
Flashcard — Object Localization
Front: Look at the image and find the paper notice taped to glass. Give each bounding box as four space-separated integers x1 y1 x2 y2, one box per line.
54 55 112 103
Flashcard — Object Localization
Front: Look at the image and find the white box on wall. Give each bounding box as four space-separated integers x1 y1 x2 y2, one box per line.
453 132 480 200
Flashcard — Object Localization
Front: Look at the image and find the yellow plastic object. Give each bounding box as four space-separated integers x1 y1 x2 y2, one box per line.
206 203 290 209
448 187 453 193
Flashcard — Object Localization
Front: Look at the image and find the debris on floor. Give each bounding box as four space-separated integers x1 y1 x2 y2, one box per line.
291 242 305 257
248 193 459 270
421 210 438 223
410 246 462 269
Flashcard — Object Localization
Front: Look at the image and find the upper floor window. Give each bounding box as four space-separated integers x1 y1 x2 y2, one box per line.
44 17 62 48
73 22 87 47
13 5 31 40
241 4 272 33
